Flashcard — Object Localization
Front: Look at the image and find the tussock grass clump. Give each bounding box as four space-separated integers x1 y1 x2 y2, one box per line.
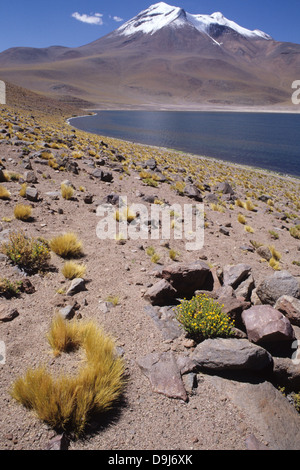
19 183 27 197
14 204 32 221
61 183 74 200
244 225 254 233
114 207 136 223
11 315 125 436
290 225 300 240
0 185 11 200
169 249 179 261
62 261 86 280
237 213 246 224
1 231 50 273
50 233 83 259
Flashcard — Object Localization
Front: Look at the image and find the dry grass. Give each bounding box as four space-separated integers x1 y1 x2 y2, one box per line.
62 261 86 280
14 204 32 221
237 213 246 224
0 185 11 200
11 315 125 436
50 233 83 258
61 183 74 200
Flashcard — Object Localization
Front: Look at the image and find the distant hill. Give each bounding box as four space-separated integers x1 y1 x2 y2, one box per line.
0 2 299 110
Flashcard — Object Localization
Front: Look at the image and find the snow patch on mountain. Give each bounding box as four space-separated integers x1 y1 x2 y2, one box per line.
116 2 272 41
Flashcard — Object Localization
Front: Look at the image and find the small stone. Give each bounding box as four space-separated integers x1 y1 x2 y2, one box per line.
0 308 19 322
66 278 86 296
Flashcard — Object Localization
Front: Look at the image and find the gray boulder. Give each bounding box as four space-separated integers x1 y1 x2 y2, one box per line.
160 261 214 298
191 338 272 371
25 187 39 202
144 279 177 306
256 271 300 305
222 263 252 289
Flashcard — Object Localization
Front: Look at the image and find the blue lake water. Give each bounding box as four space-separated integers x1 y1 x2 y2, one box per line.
69 111 300 177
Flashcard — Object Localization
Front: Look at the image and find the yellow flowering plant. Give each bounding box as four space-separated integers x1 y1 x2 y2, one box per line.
175 294 234 342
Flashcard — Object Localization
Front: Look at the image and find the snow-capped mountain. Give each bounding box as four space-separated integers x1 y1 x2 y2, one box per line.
116 2 272 43
0 2 299 110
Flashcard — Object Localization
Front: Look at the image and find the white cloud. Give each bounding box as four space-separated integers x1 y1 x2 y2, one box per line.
113 16 123 22
72 12 104 25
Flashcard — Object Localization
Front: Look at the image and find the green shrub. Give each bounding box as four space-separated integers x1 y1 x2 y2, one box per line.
1 231 50 273
175 294 235 342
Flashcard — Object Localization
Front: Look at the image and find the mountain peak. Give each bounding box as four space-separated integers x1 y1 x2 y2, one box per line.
115 2 272 41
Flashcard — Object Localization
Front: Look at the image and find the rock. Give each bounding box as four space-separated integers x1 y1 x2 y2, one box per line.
45 191 60 200
66 278 86 296
24 170 37 184
183 184 203 201
98 301 114 313
234 274 255 301
25 187 39 202
19 279 35 294
160 261 214 298
83 193 93 204
101 171 113 183
144 279 177 306
217 296 250 328
256 271 300 305
207 374 300 450
257 246 272 261
275 295 300 327
136 351 188 402
191 338 273 371
58 305 76 320
272 357 300 392
144 305 183 340
215 181 235 195
0 308 19 322
92 169 113 182
245 434 270 450
46 434 70 450
64 159 79 175
222 264 252 289
242 305 296 344
219 226 230 236
143 158 157 170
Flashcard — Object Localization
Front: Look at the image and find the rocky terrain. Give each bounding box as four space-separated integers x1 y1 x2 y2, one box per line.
0 89 300 451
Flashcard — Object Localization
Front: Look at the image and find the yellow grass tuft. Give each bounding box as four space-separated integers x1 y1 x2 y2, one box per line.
11 315 125 436
237 213 246 224
61 261 86 280
14 204 32 221
244 225 254 233
50 233 83 258
19 183 27 197
0 185 11 200
61 183 74 200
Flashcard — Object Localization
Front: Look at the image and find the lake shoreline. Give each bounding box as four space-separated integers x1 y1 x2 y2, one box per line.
67 109 300 182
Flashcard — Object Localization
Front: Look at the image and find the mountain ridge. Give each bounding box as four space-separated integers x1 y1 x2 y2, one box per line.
0 2 299 110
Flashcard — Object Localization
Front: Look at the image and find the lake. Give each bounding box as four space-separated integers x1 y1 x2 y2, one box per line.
68 111 300 178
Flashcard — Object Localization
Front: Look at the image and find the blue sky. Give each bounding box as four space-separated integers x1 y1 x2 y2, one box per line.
1 1 300 52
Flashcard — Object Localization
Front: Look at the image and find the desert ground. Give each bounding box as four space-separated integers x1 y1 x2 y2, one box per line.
0 84 300 451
